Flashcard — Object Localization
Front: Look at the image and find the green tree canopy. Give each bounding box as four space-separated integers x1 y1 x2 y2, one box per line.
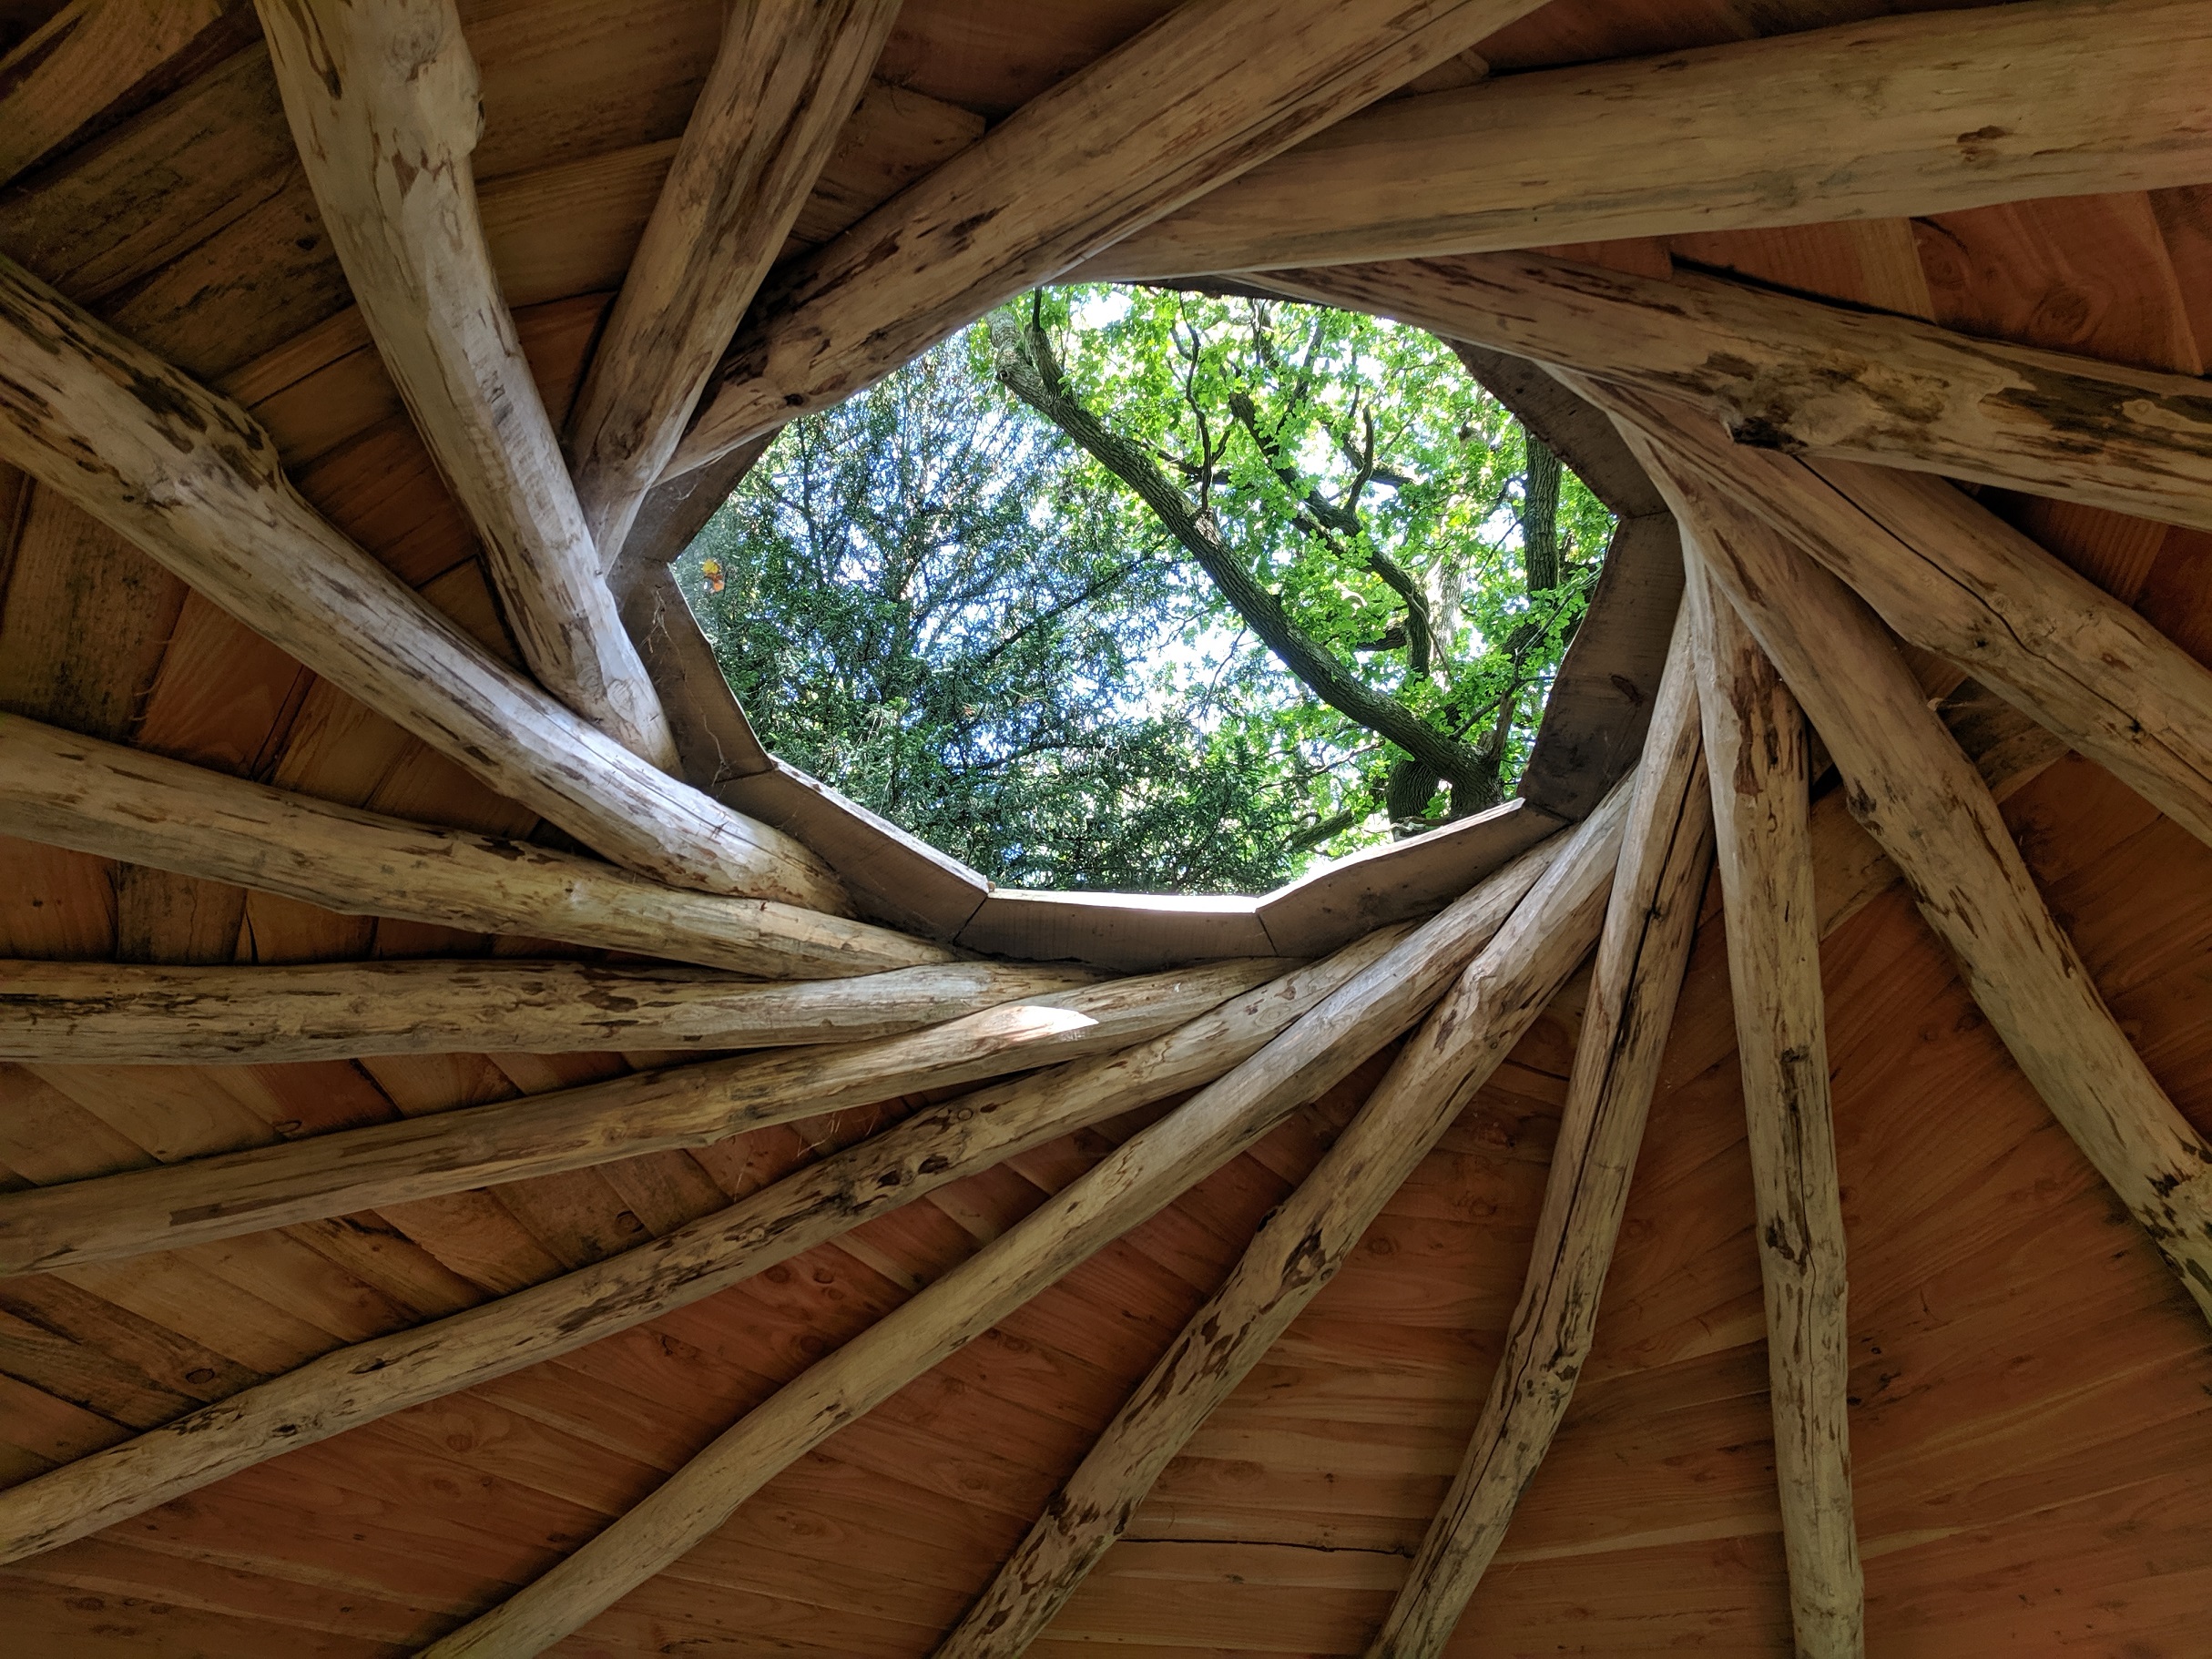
677 286 1616 892
678 337 1310 892
991 285 1614 830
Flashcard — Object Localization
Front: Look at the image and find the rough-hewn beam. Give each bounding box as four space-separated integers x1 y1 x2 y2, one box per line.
256 0 675 763
662 0 1544 478
1608 395 2212 1323
0 961 1279 1275
0 936 1398 1567
0 713 934 980
0 254 841 909
417 829 1573 1657
1265 251 2212 534
1639 425 2212 855
565 0 898 562
933 785 1629 1658
1373 610 1712 1656
0 958 1096 1065
1686 562 1862 1658
1082 0 2212 281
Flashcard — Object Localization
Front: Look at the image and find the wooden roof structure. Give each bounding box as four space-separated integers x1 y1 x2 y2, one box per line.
0 0 2210 1652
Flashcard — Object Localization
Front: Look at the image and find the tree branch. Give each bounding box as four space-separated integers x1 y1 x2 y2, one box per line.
992 313 1492 796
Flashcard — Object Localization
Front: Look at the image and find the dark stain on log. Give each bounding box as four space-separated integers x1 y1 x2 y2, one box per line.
1989 361 2212 454
1725 413 1806 452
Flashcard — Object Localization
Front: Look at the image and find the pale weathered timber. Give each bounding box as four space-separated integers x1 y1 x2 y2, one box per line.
1813 685 2064 945
565 0 900 562
1686 561 1863 1659
663 0 1544 478
0 255 842 909
0 960 1281 1275
1262 251 2212 534
415 827 1576 1657
1372 608 1713 1657
0 0 250 188
1636 424 2212 855
1610 399 2212 1323
0 931 1403 1567
1082 0 2212 281
256 0 675 764
0 958 1099 1065
0 712 938 980
934 784 1630 1658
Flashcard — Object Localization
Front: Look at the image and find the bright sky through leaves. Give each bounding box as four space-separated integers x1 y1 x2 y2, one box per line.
678 288 1613 893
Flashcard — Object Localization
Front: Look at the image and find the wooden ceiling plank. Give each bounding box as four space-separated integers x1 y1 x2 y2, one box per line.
0 489 187 747
0 711 940 978
252 0 678 766
1372 606 1713 1656
0 43 291 310
0 939 1389 1566
411 828 1570 1656
0 0 250 191
1686 560 1864 1657
0 956 1100 1065
1261 250 2212 535
1611 394 2212 1325
662 0 1554 480
933 783 1628 1656
0 253 849 911
564 0 900 563
1082 0 2212 282
0 959 1281 1274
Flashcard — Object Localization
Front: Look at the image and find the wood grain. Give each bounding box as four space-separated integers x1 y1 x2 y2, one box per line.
0 937 1391 1568
1373 606 1712 1655
1085 0 2212 280
414 828 1571 1654
1264 250 2212 534
0 252 842 909
1610 392 2212 1324
255 0 675 762
0 957 1099 1064
1687 560 1863 1658
1668 434 2212 856
0 711 937 978
934 783 1627 1656
565 0 899 561
0 0 250 189
665 0 1546 476
0 961 1279 1274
